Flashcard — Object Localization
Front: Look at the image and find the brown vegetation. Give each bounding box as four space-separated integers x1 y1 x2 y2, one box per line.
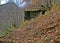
0 6 60 43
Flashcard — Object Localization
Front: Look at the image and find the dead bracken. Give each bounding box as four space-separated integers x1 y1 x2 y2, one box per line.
0 6 60 43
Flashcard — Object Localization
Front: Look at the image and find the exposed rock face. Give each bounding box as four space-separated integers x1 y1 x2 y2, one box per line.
0 2 24 37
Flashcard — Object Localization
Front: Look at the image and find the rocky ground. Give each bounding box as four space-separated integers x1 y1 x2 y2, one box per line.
0 6 60 43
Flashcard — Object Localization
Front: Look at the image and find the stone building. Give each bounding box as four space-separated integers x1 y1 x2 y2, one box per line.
0 2 24 37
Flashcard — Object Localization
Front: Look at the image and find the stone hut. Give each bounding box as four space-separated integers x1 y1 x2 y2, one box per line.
0 2 24 37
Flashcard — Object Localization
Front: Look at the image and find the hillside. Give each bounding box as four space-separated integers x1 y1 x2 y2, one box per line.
0 5 60 43
25 0 60 11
